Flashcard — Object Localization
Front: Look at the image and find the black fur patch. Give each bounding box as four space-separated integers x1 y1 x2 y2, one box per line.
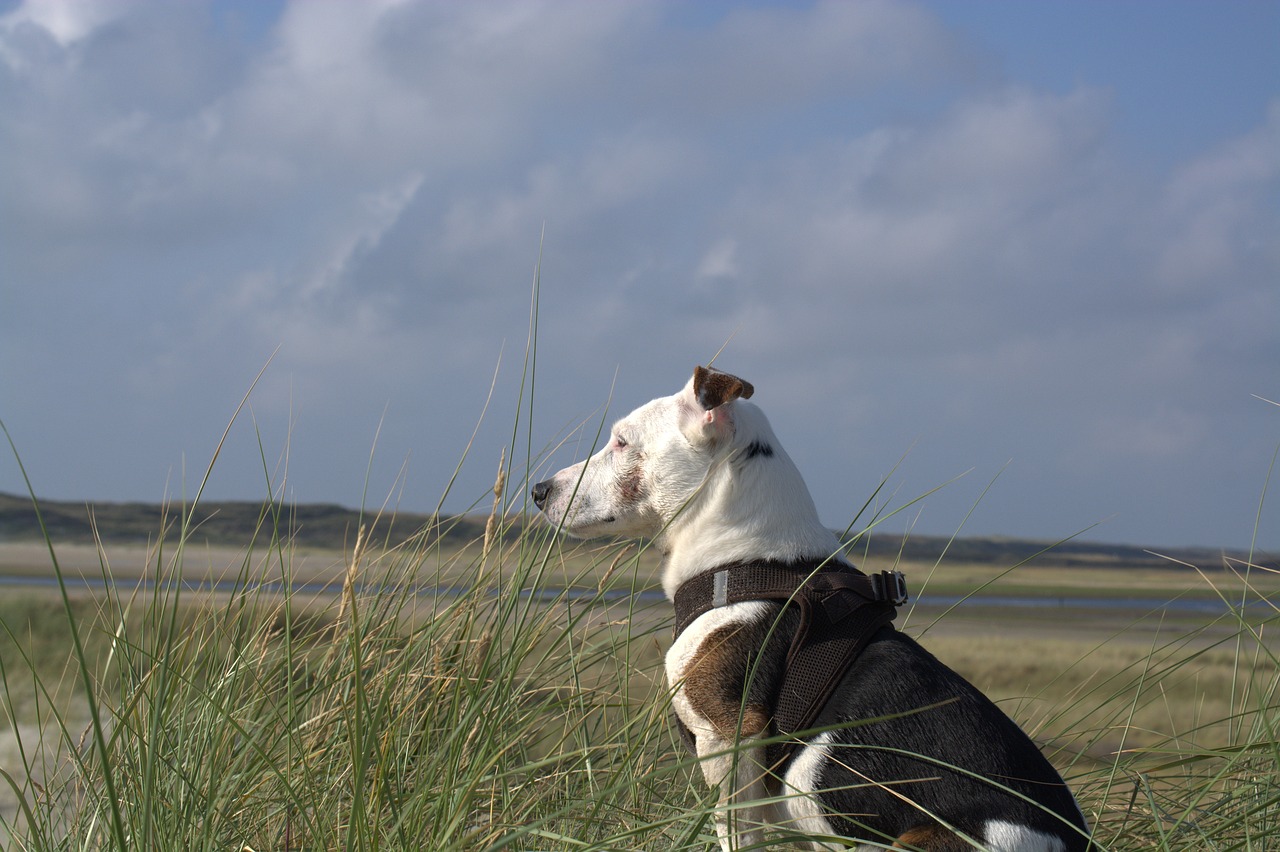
743 440 774 460
813 631 1091 849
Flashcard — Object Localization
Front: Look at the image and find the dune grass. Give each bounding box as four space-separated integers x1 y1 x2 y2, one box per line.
0 471 706 849
0 467 1276 850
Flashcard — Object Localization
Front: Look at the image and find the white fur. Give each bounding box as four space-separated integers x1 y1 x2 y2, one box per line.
536 373 845 597
537 373 847 850
982 820 1068 852
781 731 844 851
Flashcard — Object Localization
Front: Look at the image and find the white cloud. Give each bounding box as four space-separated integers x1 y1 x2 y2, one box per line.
1166 99 1280 207
440 132 702 259
664 0 972 109
697 239 739 280
1156 99 1280 290
702 85 1123 333
0 0 134 51
300 171 425 302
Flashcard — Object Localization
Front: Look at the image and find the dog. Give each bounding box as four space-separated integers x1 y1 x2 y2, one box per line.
533 366 1090 851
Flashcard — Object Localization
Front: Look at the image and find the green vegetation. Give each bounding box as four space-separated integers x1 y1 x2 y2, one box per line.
0 494 1276 850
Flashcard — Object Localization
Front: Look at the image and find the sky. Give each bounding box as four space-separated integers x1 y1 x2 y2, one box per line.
1 0 1277 552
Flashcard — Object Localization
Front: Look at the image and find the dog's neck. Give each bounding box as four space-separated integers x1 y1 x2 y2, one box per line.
657 427 847 600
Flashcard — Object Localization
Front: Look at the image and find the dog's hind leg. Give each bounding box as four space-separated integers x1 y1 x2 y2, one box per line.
778 732 848 851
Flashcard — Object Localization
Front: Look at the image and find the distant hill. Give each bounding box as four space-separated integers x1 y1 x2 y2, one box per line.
0 492 486 551
840 531 1270 572
0 492 1272 571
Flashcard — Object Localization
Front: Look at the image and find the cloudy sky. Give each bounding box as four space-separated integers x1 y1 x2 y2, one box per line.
1 0 1276 551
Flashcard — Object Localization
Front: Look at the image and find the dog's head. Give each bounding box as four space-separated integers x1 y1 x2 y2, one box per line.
531 365 758 540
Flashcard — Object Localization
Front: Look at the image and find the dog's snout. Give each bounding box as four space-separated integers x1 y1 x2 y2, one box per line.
531 479 553 510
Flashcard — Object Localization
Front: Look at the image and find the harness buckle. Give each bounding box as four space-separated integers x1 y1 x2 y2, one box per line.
871 570 908 606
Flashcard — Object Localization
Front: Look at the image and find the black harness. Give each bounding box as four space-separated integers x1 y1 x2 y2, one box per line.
672 561 908 760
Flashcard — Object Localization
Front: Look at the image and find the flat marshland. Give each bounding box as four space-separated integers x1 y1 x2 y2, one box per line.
1 520 1276 850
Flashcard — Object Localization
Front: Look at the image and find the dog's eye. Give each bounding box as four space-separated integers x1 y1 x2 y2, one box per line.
613 435 628 449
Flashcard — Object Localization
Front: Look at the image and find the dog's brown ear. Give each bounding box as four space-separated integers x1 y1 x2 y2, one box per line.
693 366 754 411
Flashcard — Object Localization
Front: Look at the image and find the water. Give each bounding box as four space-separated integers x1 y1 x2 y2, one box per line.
0 572 1266 616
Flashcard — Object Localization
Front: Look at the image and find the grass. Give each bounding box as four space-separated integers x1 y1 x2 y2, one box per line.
0 488 1276 850
0 288 1276 849
0 490 702 849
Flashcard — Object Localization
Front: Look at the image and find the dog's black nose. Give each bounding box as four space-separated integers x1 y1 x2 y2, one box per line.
531 480 552 510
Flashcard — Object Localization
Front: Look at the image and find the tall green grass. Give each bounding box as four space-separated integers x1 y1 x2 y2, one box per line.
2 499 1278 850
1 299 1276 849
0 441 711 849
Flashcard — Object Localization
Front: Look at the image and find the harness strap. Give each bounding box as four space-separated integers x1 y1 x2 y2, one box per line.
672 561 907 761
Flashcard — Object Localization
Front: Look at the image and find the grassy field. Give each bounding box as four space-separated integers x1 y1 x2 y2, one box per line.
0 518 1275 850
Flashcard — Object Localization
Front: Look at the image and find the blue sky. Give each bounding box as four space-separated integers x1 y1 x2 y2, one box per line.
1 0 1277 551
934 2 1277 166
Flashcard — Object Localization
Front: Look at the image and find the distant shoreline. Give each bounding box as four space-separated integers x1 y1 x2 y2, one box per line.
0 491 1273 572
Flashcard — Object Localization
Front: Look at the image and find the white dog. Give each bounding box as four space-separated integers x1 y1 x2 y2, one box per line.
533 366 1090 851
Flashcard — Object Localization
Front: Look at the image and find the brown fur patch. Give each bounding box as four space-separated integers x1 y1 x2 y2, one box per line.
679 608 796 742
683 623 770 739
894 824 971 851
617 458 645 506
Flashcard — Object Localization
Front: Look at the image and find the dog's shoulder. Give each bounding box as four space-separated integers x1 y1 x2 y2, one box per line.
668 600 801 741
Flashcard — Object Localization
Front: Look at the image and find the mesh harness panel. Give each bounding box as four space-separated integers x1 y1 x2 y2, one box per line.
672 561 907 763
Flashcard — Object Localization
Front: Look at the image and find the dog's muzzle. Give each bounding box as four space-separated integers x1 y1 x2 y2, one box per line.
531 480 553 510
